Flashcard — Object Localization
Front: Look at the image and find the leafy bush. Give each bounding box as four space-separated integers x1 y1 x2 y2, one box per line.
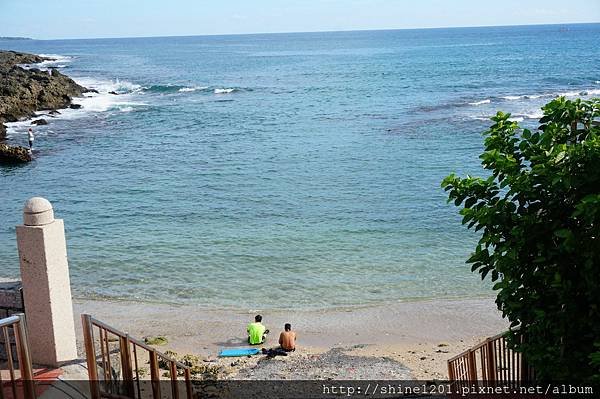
442 97 600 382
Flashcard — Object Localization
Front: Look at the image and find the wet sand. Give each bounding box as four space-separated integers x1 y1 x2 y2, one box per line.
72 297 506 379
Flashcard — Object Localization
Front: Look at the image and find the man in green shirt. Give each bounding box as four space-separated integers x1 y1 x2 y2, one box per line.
247 315 269 345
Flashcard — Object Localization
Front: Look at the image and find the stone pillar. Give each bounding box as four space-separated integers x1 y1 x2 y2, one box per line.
16 197 77 367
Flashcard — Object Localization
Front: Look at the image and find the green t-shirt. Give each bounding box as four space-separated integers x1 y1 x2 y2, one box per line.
247 322 266 344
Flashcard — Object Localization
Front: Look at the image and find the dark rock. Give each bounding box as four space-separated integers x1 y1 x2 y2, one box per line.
0 50 46 67
108 91 118 95
69 104 82 109
86 89 99 94
0 50 88 129
0 120 6 140
0 144 32 163
48 110 61 115
31 119 47 125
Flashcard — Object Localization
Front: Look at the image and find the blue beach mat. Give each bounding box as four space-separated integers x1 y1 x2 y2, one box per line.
218 348 261 357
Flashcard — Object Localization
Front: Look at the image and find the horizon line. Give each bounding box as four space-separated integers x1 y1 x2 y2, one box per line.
4 21 599 42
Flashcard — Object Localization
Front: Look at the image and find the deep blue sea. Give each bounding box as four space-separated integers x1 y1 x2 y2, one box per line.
1 24 599 310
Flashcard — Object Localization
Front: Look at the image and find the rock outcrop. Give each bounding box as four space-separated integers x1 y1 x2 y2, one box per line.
0 50 89 140
0 143 32 163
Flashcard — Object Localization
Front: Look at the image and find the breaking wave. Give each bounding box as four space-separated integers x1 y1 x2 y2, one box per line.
469 99 491 106
500 89 600 101
214 88 236 94
179 86 210 93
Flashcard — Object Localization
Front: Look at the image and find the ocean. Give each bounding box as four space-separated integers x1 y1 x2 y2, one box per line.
1 24 599 310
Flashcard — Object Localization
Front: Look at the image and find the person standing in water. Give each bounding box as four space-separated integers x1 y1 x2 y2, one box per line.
28 128 34 151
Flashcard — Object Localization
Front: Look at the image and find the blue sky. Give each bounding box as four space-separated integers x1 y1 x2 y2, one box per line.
1 0 599 39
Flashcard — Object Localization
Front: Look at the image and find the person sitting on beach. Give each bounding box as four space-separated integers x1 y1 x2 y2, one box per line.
247 315 269 345
28 128 34 151
279 323 296 352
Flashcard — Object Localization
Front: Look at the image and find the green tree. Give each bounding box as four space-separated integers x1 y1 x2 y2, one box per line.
442 97 600 382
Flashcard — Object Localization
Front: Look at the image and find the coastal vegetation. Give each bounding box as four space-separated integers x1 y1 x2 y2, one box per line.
443 97 600 382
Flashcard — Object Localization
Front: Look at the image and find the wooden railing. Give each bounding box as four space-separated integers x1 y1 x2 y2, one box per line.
448 332 534 388
0 313 36 399
82 314 193 399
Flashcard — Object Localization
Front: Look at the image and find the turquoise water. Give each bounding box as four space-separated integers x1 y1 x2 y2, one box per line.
1 24 599 310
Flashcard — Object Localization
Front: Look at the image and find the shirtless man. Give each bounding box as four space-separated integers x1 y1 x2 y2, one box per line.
279 323 296 352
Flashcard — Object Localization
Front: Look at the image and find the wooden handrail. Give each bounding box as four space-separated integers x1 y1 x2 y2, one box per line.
448 331 534 388
447 331 507 363
82 314 193 399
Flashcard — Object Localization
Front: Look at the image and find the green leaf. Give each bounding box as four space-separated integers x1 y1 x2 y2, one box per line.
441 97 600 382
554 229 572 238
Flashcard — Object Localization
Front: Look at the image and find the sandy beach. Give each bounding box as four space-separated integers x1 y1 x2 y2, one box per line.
72 297 506 380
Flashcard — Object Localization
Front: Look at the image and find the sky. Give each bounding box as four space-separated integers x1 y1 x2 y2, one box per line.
1 0 599 40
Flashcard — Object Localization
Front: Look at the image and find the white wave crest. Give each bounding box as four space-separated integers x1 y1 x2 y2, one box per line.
574 89 600 97
43 77 145 119
77 77 143 95
4 62 148 139
73 77 145 114
501 94 544 100
214 88 235 94
513 111 543 120
18 54 75 70
469 110 542 123
38 53 73 63
178 86 209 93
469 99 491 106
502 88 600 102
70 95 145 114
501 95 522 101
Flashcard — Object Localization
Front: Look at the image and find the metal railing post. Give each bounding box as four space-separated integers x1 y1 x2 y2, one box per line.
14 314 36 399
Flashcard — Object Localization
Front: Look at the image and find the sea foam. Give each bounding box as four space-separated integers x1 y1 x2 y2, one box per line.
214 88 236 94
501 89 600 101
68 77 146 114
18 53 73 71
37 53 73 66
179 86 209 93
469 99 491 106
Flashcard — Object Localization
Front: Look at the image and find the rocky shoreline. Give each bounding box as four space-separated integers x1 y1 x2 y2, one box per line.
0 144 32 162
0 50 89 162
